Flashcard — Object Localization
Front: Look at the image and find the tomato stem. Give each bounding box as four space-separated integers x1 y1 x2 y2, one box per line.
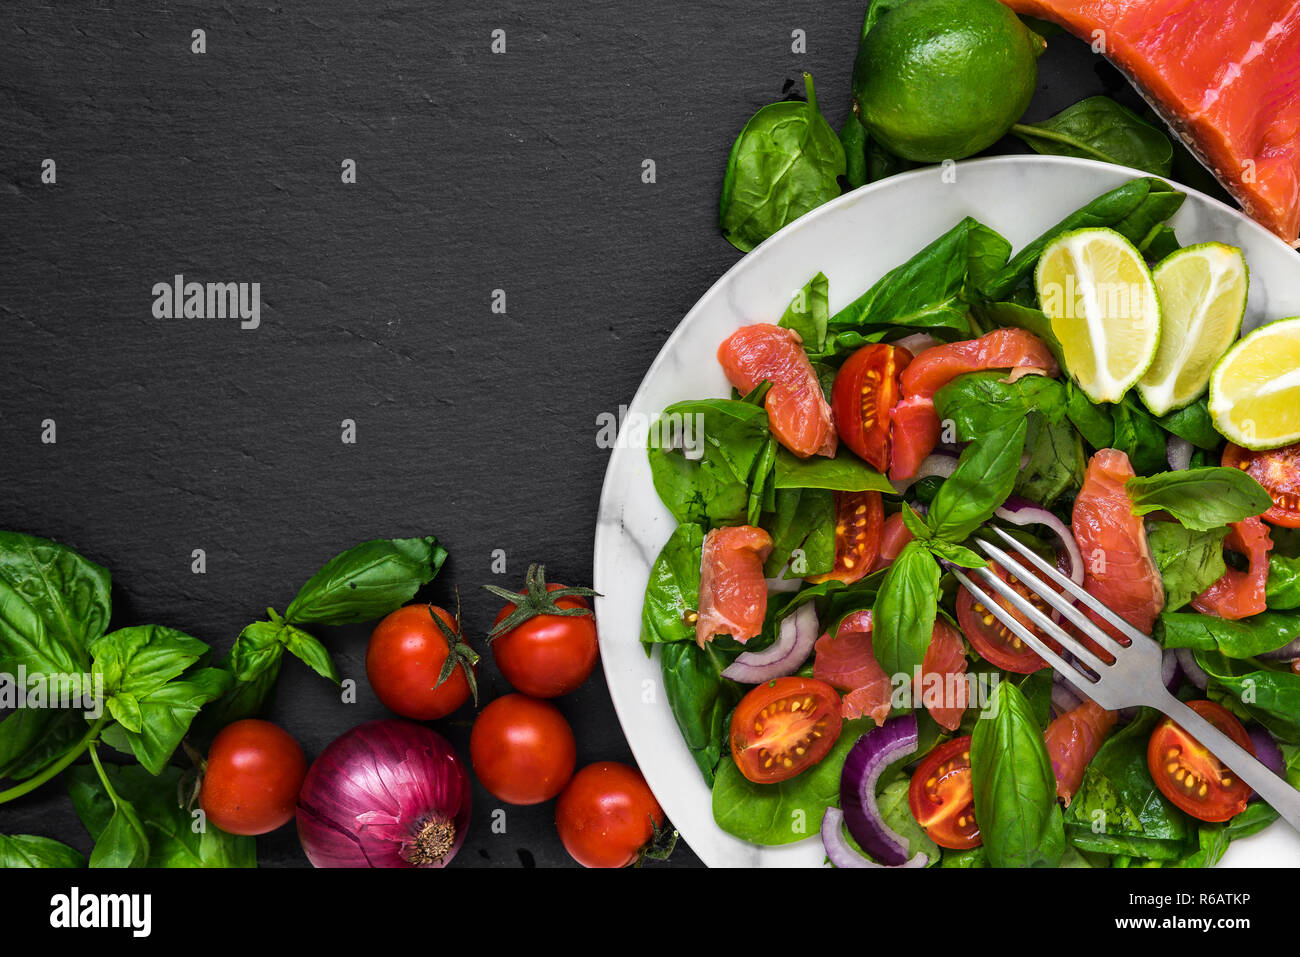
482 564 600 644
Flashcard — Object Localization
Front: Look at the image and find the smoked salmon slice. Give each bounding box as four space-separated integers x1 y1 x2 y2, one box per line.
1072 449 1166 636
889 328 1059 480
1002 0 1300 244
696 525 773 646
1044 699 1118 805
1193 516 1274 620
717 324 837 458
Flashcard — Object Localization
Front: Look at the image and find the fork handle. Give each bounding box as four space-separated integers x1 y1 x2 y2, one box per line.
1157 692 1300 833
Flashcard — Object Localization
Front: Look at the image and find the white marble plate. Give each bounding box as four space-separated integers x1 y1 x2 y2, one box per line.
593 155 1300 868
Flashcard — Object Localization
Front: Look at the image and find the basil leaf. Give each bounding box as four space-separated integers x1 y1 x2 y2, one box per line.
1010 97 1174 176
284 536 447 625
970 681 1065 867
763 487 835 579
114 668 232 774
1064 709 1196 859
69 763 254 868
779 271 830 354
91 800 150 868
773 447 894 492
0 530 112 670
933 371 1068 439
641 524 705 646
711 718 872 844
1126 467 1273 531
91 625 208 700
648 399 771 528
661 640 744 787
1148 523 1228 611
0 833 86 868
0 709 86 782
927 418 1028 542
719 72 845 253
923 539 986 568
1161 609 1300 658
871 540 940 677
1266 555 1300 610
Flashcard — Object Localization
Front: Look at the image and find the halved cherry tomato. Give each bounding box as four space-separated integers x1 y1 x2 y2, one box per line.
831 344 908 471
807 490 883 585
956 562 1061 673
729 676 842 783
1223 443 1300 528
908 736 980 850
1148 700 1255 822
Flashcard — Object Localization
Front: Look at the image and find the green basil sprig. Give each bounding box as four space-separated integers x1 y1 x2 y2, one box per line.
970 681 1065 867
1125 467 1273 531
284 536 447 625
719 72 845 253
926 418 1028 542
0 833 86 868
871 540 941 678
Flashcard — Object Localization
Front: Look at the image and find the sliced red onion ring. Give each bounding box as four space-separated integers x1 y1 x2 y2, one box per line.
1166 436 1194 471
766 566 804 593
1257 637 1300 661
839 714 920 866
1161 647 1180 692
892 332 941 355
721 602 818 683
891 451 958 494
1050 672 1085 717
1173 647 1209 689
1248 726 1285 778
821 807 928 869
993 497 1085 587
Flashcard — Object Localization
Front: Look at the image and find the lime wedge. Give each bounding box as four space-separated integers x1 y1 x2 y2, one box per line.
1034 228 1161 403
1209 316 1300 450
1137 243 1248 416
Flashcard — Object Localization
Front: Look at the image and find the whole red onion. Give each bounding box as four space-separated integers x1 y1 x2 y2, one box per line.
297 720 472 868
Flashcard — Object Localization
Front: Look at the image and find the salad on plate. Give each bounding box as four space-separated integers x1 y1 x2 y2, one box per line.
639 176 1300 868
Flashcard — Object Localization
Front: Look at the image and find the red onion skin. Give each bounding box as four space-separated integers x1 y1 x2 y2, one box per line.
297 720 472 868
1248 726 1286 778
839 714 919 866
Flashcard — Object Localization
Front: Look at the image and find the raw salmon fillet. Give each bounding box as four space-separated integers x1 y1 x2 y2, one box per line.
717 323 837 458
1072 449 1166 635
695 525 773 646
1003 0 1300 244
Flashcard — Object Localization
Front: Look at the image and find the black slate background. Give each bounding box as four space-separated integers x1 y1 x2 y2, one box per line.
0 1 1220 868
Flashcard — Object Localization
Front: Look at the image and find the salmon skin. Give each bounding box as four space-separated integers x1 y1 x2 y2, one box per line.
1003 0 1300 244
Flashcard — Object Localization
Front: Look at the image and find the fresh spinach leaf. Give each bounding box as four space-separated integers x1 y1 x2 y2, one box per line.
932 371 1067 438
711 718 871 845
1148 523 1228 611
970 681 1065 867
661 640 744 787
719 72 845 253
0 833 86 868
1194 650 1300 741
839 116 869 190
1010 97 1174 176
1110 398 1168 475
284 536 447 625
648 399 771 528
763 487 835 579
1266 555 1300 610
1161 609 1300 658
772 447 894 492
1065 381 1115 449
1156 398 1221 450
641 524 705 645
779 272 831 354
1126 467 1273 531
871 541 941 677
927 418 1028 542
1016 413 1084 507
877 777 940 862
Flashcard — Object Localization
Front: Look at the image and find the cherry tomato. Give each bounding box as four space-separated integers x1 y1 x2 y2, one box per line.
555 762 665 868
490 581 598 698
908 736 980 850
199 719 307 836
831 344 908 470
366 604 476 720
1148 700 1255 822
806 490 883 585
956 562 1062 673
470 693 576 805
729 676 842 783
1223 443 1300 527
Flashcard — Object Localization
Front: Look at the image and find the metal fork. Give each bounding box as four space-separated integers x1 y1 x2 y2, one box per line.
951 525 1300 833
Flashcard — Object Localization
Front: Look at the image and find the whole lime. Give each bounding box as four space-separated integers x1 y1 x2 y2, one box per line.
852 0 1045 163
